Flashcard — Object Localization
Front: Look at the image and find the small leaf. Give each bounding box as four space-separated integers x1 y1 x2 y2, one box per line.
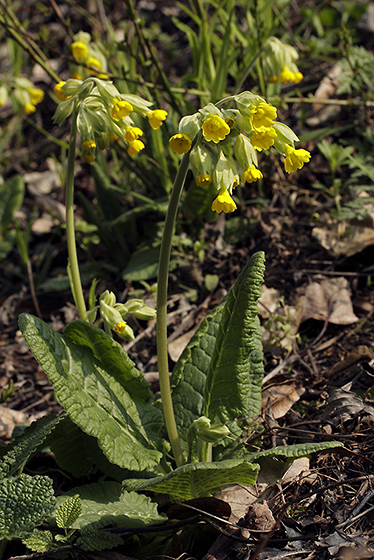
22 529 53 553
122 244 161 281
55 494 82 529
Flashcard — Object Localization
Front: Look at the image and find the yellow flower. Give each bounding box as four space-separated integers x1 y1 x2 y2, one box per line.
293 71 303 84
24 103 36 115
109 134 118 142
268 75 278 83
112 100 133 120
28 88 44 105
82 139 96 150
284 144 311 173
249 102 277 132
241 165 263 183
72 41 88 62
233 176 240 189
83 153 95 163
280 65 296 83
54 81 70 102
195 173 212 187
148 109 168 130
128 139 145 156
125 126 143 143
211 188 237 214
250 128 277 151
85 55 101 73
169 132 192 154
71 72 82 80
114 321 127 334
202 115 230 143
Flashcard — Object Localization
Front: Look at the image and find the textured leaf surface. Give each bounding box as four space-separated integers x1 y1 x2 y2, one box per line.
19 314 163 471
0 474 55 540
204 251 265 424
171 303 224 453
56 494 82 529
63 320 151 402
125 458 260 500
244 440 343 462
1 414 63 477
57 482 165 529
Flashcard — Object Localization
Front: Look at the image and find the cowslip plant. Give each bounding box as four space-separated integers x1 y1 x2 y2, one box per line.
8 86 341 557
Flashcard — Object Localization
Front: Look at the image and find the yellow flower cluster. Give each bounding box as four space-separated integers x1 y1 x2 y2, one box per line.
0 79 44 116
70 33 109 80
169 93 311 214
53 77 168 162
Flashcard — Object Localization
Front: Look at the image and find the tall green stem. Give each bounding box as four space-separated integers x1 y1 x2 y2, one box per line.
157 153 190 468
65 107 87 321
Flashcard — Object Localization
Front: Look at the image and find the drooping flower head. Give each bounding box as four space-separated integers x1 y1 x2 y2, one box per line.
148 109 168 130
211 187 237 214
202 115 231 143
241 165 263 184
195 173 212 187
284 144 311 173
250 128 277 151
249 102 277 133
169 133 192 154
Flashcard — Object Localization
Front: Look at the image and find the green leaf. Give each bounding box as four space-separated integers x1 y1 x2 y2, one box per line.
18 314 163 471
63 320 151 402
57 482 165 529
56 494 82 529
124 458 260 500
244 441 343 463
122 244 161 281
77 526 124 551
171 302 225 455
47 415 129 480
0 474 55 540
22 529 54 553
0 174 25 233
1 414 63 478
204 252 265 426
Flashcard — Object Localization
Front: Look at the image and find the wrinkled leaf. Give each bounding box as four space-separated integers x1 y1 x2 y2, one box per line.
18 314 163 471
57 482 165 529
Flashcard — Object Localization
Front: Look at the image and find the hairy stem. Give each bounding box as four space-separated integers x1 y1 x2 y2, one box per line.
65 107 87 321
157 153 190 468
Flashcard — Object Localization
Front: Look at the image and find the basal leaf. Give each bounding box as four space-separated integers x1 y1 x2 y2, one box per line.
171 303 224 454
18 314 163 472
63 320 151 402
57 482 165 529
204 252 265 425
124 458 260 500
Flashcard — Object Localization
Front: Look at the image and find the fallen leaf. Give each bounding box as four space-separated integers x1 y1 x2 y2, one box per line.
258 285 281 319
262 382 305 420
299 277 358 325
312 223 374 257
0 405 28 440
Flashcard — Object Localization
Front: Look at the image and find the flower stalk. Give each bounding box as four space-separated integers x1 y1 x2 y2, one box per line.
156 152 190 468
65 106 87 321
